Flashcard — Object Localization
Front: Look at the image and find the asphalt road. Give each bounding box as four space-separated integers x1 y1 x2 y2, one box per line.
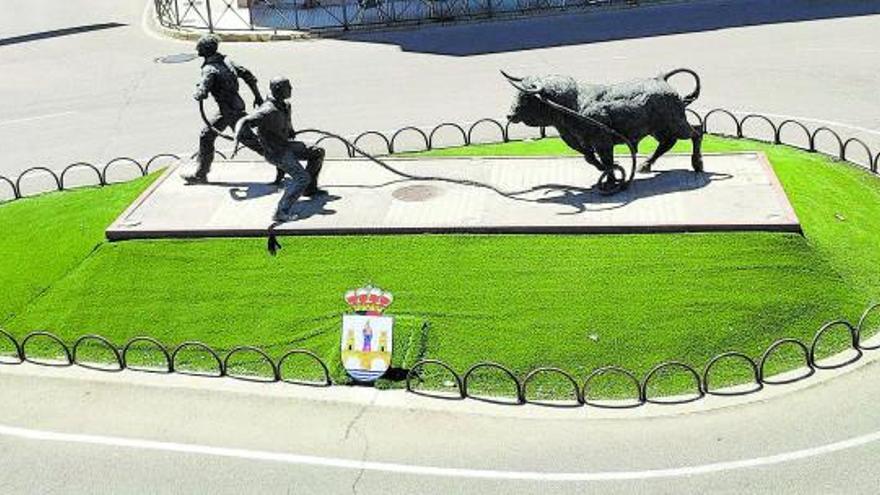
2 1 880 493
0 0 879 178
2 357 880 494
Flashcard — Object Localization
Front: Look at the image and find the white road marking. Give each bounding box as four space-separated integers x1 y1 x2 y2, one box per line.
1 423 879 481
0 111 76 127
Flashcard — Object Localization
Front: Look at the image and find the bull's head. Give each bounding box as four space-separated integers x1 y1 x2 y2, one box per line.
501 71 555 127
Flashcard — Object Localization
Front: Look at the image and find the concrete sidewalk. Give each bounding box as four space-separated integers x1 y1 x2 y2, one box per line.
106 152 800 240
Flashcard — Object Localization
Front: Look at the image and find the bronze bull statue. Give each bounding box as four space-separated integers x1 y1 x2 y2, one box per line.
503 69 704 194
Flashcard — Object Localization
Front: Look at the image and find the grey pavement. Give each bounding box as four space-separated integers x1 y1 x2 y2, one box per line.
107 153 799 239
1 356 880 493
0 0 879 178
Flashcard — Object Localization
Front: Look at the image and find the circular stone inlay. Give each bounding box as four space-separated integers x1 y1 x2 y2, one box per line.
392 184 443 202
155 53 198 64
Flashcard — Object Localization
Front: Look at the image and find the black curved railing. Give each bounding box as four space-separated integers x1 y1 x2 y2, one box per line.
3 107 877 205
0 329 332 387
0 297 877 407
404 302 880 407
155 0 679 35
0 154 181 203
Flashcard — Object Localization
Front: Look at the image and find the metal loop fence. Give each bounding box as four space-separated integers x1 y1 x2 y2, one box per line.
582 365 643 408
155 0 681 35
1 154 181 202
400 301 880 407
72 334 124 372
522 367 582 406
224 345 279 382
4 108 875 208
702 351 762 397
1 301 879 406
642 361 705 405
123 336 173 373
0 330 336 388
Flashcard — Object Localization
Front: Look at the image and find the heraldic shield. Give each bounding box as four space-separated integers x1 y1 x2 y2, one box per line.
341 286 394 383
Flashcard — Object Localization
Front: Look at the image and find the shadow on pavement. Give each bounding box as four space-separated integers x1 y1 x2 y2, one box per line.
340 0 880 56
0 22 127 46
520 169 732 215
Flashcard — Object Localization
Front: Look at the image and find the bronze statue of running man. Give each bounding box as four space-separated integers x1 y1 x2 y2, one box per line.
232 77 326 222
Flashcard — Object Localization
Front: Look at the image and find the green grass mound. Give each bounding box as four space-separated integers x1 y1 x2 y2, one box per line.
2 136 879 398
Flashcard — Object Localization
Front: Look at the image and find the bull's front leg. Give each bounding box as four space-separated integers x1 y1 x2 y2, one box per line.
559 129 605 172
582 147 604 170
595 144 627 195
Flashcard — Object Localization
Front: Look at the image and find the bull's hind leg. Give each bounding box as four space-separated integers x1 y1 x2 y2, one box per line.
639 136 676 173
689 124 704 172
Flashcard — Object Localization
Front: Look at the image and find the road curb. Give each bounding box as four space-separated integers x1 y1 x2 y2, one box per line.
3 345 878 421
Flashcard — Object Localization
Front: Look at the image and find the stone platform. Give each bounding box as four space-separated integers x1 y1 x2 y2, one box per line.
106 153 800 240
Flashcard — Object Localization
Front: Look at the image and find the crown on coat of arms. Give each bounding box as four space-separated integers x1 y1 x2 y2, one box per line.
344 285 393 314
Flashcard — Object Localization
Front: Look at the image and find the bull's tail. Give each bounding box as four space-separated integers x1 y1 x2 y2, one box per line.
663 68 701 107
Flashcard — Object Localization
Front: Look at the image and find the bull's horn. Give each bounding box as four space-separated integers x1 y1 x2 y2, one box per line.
500 70 524 82
505 78 541 95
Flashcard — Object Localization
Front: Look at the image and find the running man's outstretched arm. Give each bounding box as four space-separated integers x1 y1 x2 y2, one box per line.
231 115 259 158
231 61 263 107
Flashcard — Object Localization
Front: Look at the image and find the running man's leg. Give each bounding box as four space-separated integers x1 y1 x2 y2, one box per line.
191 113 230 181
290 142 326 196
272 149 310 221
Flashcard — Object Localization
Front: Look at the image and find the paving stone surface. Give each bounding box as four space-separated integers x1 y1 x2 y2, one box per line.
106 153 800 239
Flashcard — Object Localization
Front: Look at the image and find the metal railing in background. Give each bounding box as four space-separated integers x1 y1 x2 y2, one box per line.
154 0 668 34
2 108 878 203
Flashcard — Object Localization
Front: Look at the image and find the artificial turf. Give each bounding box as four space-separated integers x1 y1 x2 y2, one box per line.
2 136 879 397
